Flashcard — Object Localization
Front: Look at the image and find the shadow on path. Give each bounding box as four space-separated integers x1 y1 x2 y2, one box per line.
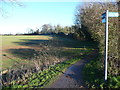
8 36 98 60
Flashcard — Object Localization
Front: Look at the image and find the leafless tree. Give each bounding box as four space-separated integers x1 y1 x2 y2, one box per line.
0 0 23 17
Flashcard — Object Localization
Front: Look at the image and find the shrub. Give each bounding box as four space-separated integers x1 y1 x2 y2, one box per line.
75 2 119 76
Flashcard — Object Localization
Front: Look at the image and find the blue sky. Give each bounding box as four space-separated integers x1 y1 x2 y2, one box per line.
0 1 81 34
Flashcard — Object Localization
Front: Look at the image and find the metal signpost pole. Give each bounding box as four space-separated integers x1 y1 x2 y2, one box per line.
105 10 109 81
102 10 119 81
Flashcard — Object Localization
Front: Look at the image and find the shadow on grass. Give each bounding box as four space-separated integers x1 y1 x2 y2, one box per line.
12 36 98 48
8 48 38 60
8 35 98 60
8 48 87 60
13 39 48 46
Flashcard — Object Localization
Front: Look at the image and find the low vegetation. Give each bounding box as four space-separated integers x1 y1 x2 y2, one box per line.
3 57 85 88
75 1 120 88
83 57 120 88
1 35 95 88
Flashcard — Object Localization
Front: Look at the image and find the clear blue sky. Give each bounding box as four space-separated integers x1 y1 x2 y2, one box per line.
0 1 81 34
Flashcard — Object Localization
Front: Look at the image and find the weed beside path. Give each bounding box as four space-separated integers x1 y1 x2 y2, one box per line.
83 53 120 88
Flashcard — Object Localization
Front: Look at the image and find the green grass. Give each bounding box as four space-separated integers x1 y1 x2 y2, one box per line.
1 35 96 70
1 35 52 69
83 57 120 88
2 35 52 48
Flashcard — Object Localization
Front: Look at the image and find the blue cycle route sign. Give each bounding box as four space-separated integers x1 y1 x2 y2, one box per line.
102 18 106 23
101 12 106 23
101 12 119 23
101 12 106 19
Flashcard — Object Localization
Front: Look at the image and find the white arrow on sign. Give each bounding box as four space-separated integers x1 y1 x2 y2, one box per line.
108 12 119 17
101 12 106 19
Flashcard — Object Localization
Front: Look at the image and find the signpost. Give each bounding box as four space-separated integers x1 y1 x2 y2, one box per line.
108 12 119 17
102 12 106 19
102 18 106 23
101 10 119 81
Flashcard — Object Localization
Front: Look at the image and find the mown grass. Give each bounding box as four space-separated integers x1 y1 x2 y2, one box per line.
83 57 120 88
2 35 52 48
1 35 96 70
1 35 52 69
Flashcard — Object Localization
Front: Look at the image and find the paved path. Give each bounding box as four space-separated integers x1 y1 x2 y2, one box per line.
47 50 98 88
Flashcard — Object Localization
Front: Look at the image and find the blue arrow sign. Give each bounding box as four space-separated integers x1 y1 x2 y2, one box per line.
101 12 106 19
108 12 119 17
102 18 106 23
101 12 106 23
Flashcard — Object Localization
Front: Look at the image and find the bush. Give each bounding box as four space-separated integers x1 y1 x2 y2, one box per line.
83 57 120 88
75 2 119 76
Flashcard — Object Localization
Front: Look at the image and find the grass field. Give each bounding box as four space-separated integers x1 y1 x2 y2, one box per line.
1 35 96 70
1 35 95 69
1 35 52 70
2 35 52 50
1 35 98 88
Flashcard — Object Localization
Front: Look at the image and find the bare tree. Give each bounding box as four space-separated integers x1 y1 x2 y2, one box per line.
0 0 23 17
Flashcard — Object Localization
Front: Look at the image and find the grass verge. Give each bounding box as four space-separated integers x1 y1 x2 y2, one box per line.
83 57 120 88
2 55 86 88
